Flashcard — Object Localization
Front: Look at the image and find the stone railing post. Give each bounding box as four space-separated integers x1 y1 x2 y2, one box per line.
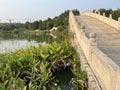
109 14 112 25
98 12 100 15
79 25 85 43
93 11 96 17
118 17 120 22
89 33 97 74
103 13 105 22
109 14 112 19
80 26 85 36
94 11 97 14
98 12 100 19
118 17 120 31
103 13 105 17
75 25 85 42
89 33 97 46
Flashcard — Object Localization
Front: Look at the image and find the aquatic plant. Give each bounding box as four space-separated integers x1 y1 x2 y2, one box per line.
0 40 87 90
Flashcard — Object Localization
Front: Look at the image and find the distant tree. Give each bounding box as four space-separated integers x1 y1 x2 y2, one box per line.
41 20 47 30
39 20 43 30
23 9 79 31
112 9 120 20
53 16 60 27
72 9 80 15
63 16 68 25
32 21 39 30
46 18 53 29
98 8 106 15
25 22 30 30
9 24 16 30
94 8 120 20
105 9 113 17
93 9 96 13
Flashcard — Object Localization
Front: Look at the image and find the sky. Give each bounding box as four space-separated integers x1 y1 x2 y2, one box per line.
0 0 120 23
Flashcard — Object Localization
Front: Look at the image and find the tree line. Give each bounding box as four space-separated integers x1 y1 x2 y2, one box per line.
93 8 120 20
0 9 79 32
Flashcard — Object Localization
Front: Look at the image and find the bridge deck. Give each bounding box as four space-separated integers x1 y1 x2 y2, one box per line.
76 16 120 66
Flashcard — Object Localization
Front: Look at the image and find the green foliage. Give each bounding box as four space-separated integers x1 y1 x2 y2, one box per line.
46 18 54 30
53 16 60 27
31 21 39 30
71 67 88 90
72 9 80 15
0 40 87 90
57 25 66 31
0 23 25 32
25 22 30 30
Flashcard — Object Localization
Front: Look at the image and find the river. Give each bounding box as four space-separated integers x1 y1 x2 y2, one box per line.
0 32 54 53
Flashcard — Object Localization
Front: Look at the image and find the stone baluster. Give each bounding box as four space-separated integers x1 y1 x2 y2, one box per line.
94 11 97 18
103 13 105 22
118 17 120 31
98 12 100 15
109 14 112 19
89 33 97 46
95 11 97 14
98 12 100 19
118 17 120 22
103 13 105 17
80 25 85 36
109 14 112 25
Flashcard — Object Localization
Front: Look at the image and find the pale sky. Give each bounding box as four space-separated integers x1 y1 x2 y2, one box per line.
0 0 120 23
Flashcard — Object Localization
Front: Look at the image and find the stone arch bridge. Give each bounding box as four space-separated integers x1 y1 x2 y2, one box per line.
69 11 120 90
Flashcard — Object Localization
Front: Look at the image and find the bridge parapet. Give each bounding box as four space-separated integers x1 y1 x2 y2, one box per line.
69 11 120 90
81 11 120 31
69 11 101 90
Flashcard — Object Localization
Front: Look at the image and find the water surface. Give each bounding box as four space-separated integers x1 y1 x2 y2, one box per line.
0 32 54 53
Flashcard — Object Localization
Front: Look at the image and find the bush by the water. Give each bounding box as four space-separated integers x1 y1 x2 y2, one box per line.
0 40 87 90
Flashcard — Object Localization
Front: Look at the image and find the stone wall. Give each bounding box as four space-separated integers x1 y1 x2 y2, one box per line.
81 11 120 31
69 11 120 90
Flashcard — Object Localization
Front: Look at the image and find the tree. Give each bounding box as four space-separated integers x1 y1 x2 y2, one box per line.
46 18 53 29
32 21 39 30
53 16 60 27
41 20 47 30
72 9 80 15
95 8 120 20
25 22 30 30
98 8 106 15
39 20 43 30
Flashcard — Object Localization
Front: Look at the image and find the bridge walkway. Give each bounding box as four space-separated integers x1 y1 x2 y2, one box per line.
76 16 120 66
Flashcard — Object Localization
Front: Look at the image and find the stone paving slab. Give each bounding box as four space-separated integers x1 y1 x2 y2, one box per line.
76 16 120 66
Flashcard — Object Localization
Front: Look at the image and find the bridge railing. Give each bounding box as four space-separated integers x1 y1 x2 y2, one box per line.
81 11 120 31
69 11 101 89
69 11 120 90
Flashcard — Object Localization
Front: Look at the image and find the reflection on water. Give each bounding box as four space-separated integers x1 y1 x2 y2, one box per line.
0 40 39 53
0 32 54 53
53 67 75 90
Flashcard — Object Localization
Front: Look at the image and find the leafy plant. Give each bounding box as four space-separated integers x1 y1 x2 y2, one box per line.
0 40 87 90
